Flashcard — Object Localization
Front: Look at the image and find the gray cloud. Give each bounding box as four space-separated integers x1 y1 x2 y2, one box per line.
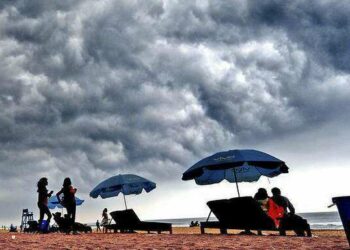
0 0 350 223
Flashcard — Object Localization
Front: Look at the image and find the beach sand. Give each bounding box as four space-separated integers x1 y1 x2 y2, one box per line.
0 228 348 249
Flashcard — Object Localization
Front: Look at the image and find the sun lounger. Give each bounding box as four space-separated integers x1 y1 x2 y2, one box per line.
200 196 311 236
106 209 172 234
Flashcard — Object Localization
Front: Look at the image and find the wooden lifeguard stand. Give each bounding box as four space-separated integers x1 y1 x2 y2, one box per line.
20 209 34 232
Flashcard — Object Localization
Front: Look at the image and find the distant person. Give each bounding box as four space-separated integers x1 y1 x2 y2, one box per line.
9 224 17 232
254 188 270 212
101 208 109 233
56 177 77 234
96 220 101 232
190 221 199 227
37 177 53 226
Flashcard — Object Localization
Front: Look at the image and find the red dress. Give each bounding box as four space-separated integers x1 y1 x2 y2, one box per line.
267 198 285 228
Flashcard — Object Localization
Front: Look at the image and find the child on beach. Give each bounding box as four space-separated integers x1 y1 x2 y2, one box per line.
96 220 101 232
56 178 77 234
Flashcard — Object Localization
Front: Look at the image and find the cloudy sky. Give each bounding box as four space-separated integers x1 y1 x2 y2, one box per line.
1 0 350 224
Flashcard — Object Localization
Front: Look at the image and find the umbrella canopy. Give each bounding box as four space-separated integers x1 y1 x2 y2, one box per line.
182 149 288 196
48 196 84 209
89 174 156 209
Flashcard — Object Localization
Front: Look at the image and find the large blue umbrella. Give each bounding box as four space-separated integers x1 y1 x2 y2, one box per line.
48 196 84 209
89 174 156 209
182 149 288 196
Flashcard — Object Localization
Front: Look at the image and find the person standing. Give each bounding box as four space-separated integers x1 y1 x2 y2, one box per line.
96 220 101 232
101 208 109 233
37 178 53 227
56 178 77 234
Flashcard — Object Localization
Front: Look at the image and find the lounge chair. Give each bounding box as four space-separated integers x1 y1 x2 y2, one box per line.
53 212 92 233
200 196 311 237
106 209 172 234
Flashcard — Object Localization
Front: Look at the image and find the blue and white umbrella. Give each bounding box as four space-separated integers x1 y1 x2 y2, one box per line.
182 149 288 196
90 174 156 209
48 196 84 209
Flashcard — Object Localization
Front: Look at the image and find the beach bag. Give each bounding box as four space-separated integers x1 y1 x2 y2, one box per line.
267 198 284 228
39 220 50 233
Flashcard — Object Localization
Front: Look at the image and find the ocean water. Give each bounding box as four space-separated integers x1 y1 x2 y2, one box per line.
150 212 343 230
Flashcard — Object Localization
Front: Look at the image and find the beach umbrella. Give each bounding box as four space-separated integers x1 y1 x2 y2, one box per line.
182 149 288 197
48 196 85 209
89 174 156 209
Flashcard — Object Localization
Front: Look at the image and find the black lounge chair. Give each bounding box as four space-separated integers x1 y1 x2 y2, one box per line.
53 212 92 233
106 209 172 234
200 196 311 237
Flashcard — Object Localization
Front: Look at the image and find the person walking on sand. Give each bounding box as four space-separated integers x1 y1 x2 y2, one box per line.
37 177 54 228
101 208 109 233
96 220 101 232
56 177 77 234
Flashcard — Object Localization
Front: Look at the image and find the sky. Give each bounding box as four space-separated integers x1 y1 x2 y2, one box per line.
1 0 350 225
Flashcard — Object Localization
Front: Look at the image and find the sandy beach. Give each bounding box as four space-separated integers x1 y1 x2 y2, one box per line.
0 228 348 250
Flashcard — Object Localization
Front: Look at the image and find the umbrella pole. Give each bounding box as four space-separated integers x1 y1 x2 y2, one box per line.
233 167 241 197
123 193 128 210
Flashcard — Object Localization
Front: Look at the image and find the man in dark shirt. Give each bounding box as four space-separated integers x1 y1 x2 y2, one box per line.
271 187 295 215
271 187 311 237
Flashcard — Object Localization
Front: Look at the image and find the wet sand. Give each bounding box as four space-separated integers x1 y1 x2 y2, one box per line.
0 228 348 249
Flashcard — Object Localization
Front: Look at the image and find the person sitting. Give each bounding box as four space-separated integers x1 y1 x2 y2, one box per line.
271 187 295 215
254 188 271 235
270 187 311 237
253 188 291 229
254 188 270 212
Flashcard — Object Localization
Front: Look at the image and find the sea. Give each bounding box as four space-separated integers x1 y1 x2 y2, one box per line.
88 212 343 230
149 212 343 230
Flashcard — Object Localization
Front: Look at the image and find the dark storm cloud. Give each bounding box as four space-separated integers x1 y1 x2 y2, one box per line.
0 0 350 221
